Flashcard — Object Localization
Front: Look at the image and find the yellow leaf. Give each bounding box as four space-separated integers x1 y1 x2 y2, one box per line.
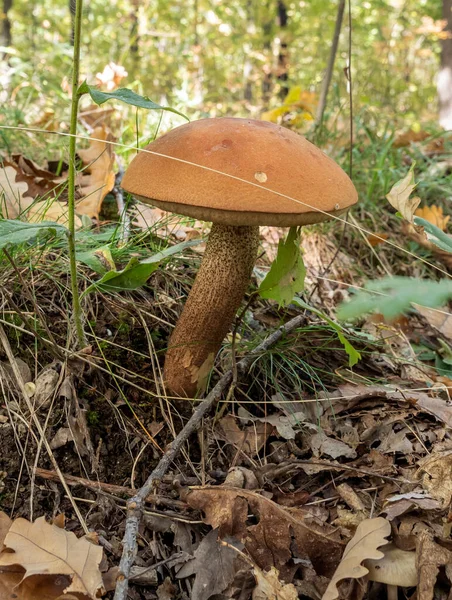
253 566 298 600
415 205 450 231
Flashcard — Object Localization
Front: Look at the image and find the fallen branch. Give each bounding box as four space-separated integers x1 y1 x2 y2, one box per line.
35 467 188 510
113 312 306 600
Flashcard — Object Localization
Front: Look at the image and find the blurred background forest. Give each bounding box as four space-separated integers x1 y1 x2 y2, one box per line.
1 0 450 136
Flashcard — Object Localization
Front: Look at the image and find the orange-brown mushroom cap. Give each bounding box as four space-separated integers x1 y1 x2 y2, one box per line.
122 117 358 226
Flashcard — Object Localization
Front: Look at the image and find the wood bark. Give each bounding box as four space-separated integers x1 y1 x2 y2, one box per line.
0 0 13 53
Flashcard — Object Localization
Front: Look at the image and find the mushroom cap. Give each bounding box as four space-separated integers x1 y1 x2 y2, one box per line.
364 544 417 588
122 118 358 227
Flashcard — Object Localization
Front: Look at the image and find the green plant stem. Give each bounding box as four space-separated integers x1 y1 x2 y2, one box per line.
67 0 86 347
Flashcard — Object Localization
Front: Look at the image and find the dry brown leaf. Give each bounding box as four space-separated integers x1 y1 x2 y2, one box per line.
0 568 74 600
77 125 115 218
95 62 128 91
27 199 83 228
321 517 391 600
0 511 12 547
0 164 34 217
394 130 431 147
414 304 452 341
252 566 298 600
416 529 452 599
0 516 104 599
181 486 344 581
386 169 420 223
417 451 452 507
415 205 450 231
216 415 273 457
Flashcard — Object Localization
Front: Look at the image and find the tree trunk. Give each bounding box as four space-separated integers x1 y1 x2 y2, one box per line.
315 0 346 125
439 0 452 129
0 0 13 52
276 0 289 98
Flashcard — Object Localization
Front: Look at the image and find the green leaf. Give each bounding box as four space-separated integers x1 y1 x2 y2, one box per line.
293 297 361 367
413 216 452 253
338 276 452 321
76 245 115 274
83 257 159 295
0 219 67 249
79 83 188 120
259 227 306 306
83 238 202 295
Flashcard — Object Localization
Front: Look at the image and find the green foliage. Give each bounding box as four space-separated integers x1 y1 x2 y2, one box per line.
78 83 188 120
293 298 361 367
0 219 67 249
338 277 452 321
83 238 202 295
259 227 306 306
413 216 452 253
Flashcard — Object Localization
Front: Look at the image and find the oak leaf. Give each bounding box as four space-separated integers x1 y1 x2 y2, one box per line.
252 566 298 600
415 205 450 231
182 486 344 581
0 516 104 599
321 517 391 600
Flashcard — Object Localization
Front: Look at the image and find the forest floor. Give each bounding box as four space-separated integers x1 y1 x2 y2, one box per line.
1 119 452 600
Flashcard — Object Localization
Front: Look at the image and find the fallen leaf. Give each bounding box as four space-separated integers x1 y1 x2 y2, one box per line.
415 205 450 231
383 492 442 520
0 165 34 217
308 431 357 460
0 512 12 547
414 304 452 341
322 517 391 600
417 451 452 507
216 415 273 457
386 166 420 223
252 566 298 600
181 486 344 580
0 516 104 599
76 125 115 218
176 530 243 600
417 529 452 599
157 577 177 600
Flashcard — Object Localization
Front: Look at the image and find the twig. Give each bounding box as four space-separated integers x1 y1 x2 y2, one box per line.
35 467 187 510
113 312 307 600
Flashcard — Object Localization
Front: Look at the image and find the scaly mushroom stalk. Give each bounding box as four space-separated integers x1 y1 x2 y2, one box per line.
164 223 260 397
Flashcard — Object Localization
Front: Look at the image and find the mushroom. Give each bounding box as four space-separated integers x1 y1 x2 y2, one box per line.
364 543 417 600
122 118 357 397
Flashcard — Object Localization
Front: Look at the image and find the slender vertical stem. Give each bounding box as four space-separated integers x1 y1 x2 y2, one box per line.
67 0 86 347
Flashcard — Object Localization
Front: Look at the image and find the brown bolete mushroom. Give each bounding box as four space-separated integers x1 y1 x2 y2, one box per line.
364 543 417 600
122 118 357 397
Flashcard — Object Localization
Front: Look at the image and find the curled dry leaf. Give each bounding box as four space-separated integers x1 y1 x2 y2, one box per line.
321 517 391 600
386 167 420 224
181 486 344 580
76 125 115 218
416 529 452 599
252 566 298 600
0 516 104 599
417 451 452 507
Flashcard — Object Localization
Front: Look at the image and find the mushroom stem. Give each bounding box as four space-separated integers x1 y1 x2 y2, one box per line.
164 223 260 397
387 585 398 600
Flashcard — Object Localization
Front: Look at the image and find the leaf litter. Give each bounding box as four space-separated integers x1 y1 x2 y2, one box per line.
2 115 452 600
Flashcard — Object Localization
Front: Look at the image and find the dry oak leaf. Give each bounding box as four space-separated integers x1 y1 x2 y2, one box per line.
0 165 34 217
76 125 115 218
415 205 450 231
0 511 12 547
0 516 104 599
252 566 298 600
322 517 391 600
181 486 344 580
